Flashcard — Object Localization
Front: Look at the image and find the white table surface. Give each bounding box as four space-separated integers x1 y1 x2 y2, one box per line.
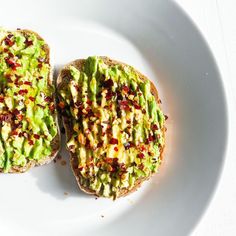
175 0 236 235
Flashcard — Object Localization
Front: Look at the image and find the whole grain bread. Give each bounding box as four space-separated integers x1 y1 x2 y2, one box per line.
0 29 60 173
57 56 165 198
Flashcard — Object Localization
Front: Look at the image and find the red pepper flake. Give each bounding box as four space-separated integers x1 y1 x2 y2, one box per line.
140 145 146 152
165 115 169 120
148 151 152 156
122 85 129 93
119 100 130 111
103 79 114 88
11 130 18 136
152 124 158 130
25 38 33 47
29 96 35 101
105 158 113 164
142 109 146 114
28 140 34 145
97 141 104 148
148 135 154 142
109 138 118 145
114 147 118 152
138 153 145 159
8 52 14 58
45 96 52 103
133 101 141 110
33 134 40 139
12 108 20 115
58 101 65 109
4 37 14 46
38 63 43 69
0 96 4 103
5 58 21 70
18 89 28 95
78 166 84 171
49 103 55 112
16 114 23 121
24 81 32 86
86 99 92 105
105 90 114 100
138 92 142 96
139 163 144 170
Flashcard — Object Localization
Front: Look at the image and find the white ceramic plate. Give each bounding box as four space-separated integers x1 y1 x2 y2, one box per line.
0 0 228 235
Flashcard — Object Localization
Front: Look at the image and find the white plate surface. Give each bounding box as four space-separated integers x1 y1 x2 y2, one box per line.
0 0 228 235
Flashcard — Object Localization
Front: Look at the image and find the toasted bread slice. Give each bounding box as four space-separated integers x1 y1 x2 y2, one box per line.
0 29 60 173
57 56 165 198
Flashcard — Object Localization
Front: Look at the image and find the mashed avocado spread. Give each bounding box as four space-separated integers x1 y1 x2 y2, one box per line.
59 56 165 198
0 29 57 172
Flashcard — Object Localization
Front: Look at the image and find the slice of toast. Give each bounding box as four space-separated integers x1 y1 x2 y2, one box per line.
57 56 165 198
0 29 60 173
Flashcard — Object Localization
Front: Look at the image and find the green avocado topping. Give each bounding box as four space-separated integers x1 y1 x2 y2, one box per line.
59 56 165 198
0 29 57 172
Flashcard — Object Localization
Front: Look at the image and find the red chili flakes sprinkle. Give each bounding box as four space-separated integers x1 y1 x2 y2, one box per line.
5 58 21 70
114 147 118 152
165 115 169 120
138 92 142 96
16 114 23 121
34 134 40 139
24 81 32 86
122 85 129 93
140 145 146 152
8 52 14 58
29 96 35 102
105 90 114 100
148 135 154 142
142 109 146 114
49 103 55 112
97 141 104 148
138 153 145 159
38 63 43 69
133 101 141 110
11 130 18 136
105 158 113 164
0 96 4 103
86 99 92 105
58 101 65 109
25 38 33 47
103 79 114 88
12 108 20 115
109 138 118 145
45 96 52 103
152 124 158 130
18 89 28 95
78 166 84 171
119 100 130 111
139 163 144 170
4 37 14 46
28 140 34 145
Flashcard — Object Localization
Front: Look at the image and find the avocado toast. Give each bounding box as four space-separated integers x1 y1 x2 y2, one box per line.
0 29 60 173
57 56 165 199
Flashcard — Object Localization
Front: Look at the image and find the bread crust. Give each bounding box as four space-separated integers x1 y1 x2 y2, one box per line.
57 56 165 198
0 29 60 173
